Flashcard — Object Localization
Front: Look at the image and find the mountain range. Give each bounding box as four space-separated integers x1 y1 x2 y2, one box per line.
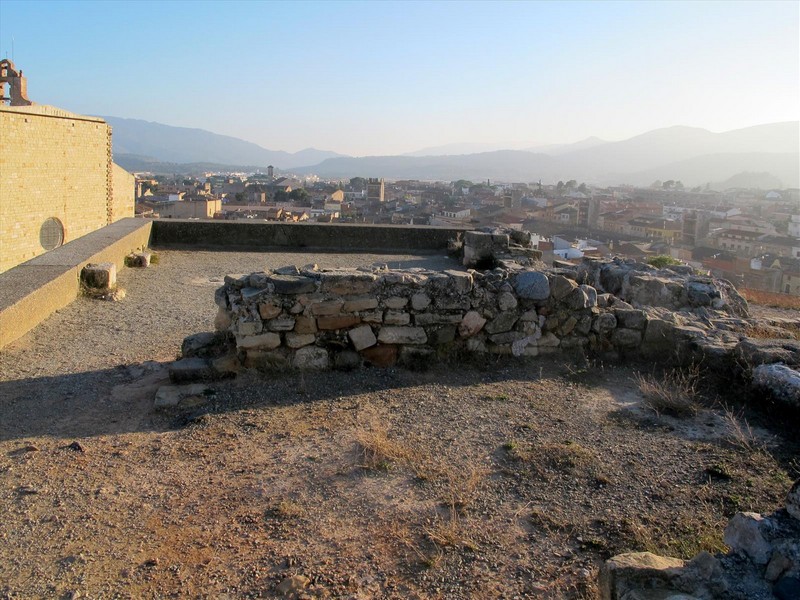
101 116 345 169
106 116 799 188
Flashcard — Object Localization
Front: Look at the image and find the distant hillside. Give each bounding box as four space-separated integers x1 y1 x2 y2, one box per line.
295 151 561 182
113 154 277 175
102 116 346 169
296 122 799 186
619 152 800 188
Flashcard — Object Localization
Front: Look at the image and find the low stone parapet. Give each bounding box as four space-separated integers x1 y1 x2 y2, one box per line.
204 257 750 373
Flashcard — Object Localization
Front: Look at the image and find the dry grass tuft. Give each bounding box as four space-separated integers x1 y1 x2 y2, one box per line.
423 511 477 552
740 287 800 310
355 426 418 472
510 440 599 479
720 404 761 453
634 365 700 417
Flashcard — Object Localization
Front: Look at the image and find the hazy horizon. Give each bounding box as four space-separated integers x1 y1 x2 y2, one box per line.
1 1 798 156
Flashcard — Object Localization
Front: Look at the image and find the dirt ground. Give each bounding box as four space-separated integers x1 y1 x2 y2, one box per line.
0 251 797 599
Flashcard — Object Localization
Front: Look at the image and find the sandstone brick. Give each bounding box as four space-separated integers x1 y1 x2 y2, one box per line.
384 311 411 325
285 333 316 348
342 297 379 312
348 325 377 351
377 327 427 344
384 296 408 309
258 303 282 319
317 315 361 330
236 332 281 350
360 344 398 367
293 316 318 334
310 300 345 316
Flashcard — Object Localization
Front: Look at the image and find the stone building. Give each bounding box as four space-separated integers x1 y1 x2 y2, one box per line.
0 60 135 273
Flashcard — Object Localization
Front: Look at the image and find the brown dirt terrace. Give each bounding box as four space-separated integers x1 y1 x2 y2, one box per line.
0 251 796 599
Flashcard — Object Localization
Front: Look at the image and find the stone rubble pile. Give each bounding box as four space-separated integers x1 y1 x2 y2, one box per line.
174 255 756 378
601 480 800 600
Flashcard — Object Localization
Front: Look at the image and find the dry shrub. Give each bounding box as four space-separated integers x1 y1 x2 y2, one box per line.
743 324 800 340
355 426 418 472
439 464 489 512
423 511 477 552
739 287 800 310
634 365 700 417
511 440 599 479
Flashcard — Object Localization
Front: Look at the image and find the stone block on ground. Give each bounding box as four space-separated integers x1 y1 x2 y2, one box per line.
600 552 685 600
154 383 209 408
723 512 773 565
348 325 377 351
752 364 800 411
181 332 221 358
125 252 151 268
169 358 215 383
292 346 330 370
81 262 116 289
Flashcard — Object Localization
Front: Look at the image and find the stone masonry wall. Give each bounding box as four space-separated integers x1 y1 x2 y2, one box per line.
209 258 748 373
0 105 134 274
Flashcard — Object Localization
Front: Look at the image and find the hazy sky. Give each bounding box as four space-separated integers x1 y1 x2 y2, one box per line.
1 0 798 156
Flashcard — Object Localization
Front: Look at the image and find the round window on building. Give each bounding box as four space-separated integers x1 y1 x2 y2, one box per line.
40 218 65 251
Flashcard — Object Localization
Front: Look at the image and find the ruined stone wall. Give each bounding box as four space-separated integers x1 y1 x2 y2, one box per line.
210 259 747 372
0 105 133 273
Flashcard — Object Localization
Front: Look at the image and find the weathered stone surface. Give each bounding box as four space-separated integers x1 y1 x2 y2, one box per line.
580 284 598 308
293 316 318 334
258 303 282 319
489 331 527 345
342 297 379 312
538 332 560 348
459 311 487 337
292 346 329 370
378 327 427 344
319 272 376 295
600 552 685 600
334 349 361 371
615 309 647 330
384 311 411 325
484 312 518 334
360 310 383 324
360 344 398 367
514 271 550 300
384 296 408 310
497 291 518 311
267 316 296 332
724 512 773 565
268 275 317 294
563 287 590 310
788 479 800 521
737 339 800 368
81 262 116 289
415 312 463 326
559 315 578 336
285 333 316 348
154 383 208 408
752 364 800 410
310 300 345 316
612 328 642 348
245 349 289 370
428 325 457 345
434 296 471 311
411 292 431 311
169 358 215 383
125 251 151 268
348 325 377 351
181 332 218 358
550 275 577 300
317 315 361 330
237 332 281 350
444 270 473 294
237 319 263 336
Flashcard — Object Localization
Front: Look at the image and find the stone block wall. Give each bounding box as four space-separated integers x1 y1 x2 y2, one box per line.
0 105 134 273
211 258 747 372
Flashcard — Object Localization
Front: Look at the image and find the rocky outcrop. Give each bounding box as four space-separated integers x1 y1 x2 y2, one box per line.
601 480 800 600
